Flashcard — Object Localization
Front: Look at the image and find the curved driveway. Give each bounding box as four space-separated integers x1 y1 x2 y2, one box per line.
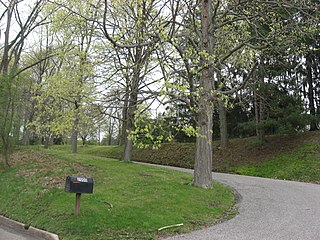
0 225 42 240
154 165 320 240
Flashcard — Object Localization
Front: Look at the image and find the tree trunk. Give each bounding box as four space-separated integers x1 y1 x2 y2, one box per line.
122 39 142 161
81 136 86 146
117 112 122 145
71 131 78 153
193 0 213 189
1 138 10 169
21 126 30 145
218 100 228 148
12 113 21 145
254 78 266 144
120 85 129 145
254 90 259 136
194 106 213 188
71 117 79 153
306 53 318 131
258 94 266 143
122 97 136 162
2 149 10 169
0 2 13 74
108 117 114 145
123 138 133 162
43 135 50 149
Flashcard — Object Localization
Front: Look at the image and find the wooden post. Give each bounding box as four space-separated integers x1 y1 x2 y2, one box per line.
75 193 81 215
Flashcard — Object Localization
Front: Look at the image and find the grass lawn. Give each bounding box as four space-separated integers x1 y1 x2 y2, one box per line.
0 148 235 240
51 131 320 184
231 143 320 184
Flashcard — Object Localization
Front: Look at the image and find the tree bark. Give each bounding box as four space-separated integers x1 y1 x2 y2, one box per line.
254 90 259 136
21 127 31 145
194 105 213 188
123 137 133 162
108 117 114 145
122 94 137 162
43 135 50 149
193 0 213 189
120 85 129 145
258 94 266 143
306 53 318 131
81 136 86 146
1 137 10 169
71 117 79 153
254 78 266 144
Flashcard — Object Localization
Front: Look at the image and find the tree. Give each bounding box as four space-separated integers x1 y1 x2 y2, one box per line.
167 0 318 188
30 0 99 152
0 0 48 168
100 0 175 161
192 0 214 188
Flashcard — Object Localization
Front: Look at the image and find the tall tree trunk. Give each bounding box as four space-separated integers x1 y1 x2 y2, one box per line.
254 78 266 144
43 135 50 149
21 107 32 145
306 53 318 131
21 127 30 145
193 0 213 189
1 138 10 169
123 137 133 162
194 104 214 188
81 136 86 146
0 89 15 168
122 39 143 162
71 117 79 153
0 6 12 167
122 95 137 162
254 90 259 136
0 2 13 74
258 95 266 143
13 110 21 145
117 112 122 145
108 117 114 145
218 100 228 148
120 85 129 145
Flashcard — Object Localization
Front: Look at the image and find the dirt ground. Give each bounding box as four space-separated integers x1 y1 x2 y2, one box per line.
8 150 92 189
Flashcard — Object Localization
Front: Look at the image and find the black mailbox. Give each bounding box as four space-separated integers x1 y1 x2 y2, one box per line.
65 176 94 194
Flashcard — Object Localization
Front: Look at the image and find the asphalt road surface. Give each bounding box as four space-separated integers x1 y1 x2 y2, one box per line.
156 165 320 240
0 224 42 240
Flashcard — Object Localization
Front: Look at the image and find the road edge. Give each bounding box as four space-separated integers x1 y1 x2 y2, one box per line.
0 215 59 240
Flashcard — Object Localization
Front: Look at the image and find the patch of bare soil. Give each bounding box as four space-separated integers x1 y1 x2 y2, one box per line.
11 150 93 189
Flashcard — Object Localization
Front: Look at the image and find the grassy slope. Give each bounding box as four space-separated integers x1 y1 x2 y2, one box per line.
0 148 235 240
63 131 320 184
232 143 320 183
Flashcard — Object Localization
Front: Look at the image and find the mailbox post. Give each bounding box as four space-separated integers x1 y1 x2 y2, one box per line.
65 176 94 215
75 193 81 215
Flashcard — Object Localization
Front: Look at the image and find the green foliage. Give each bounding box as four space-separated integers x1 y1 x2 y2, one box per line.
0 74 25 163
237 121 257 138
0 148 235 239
0 75 15 138
130 106 173 149
237 81 310 138
30 1 98 143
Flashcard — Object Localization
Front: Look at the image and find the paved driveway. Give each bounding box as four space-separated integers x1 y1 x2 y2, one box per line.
0 224 42 240
153 165 320 240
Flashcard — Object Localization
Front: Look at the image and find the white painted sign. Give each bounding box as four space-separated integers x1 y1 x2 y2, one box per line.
77 177 88 183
